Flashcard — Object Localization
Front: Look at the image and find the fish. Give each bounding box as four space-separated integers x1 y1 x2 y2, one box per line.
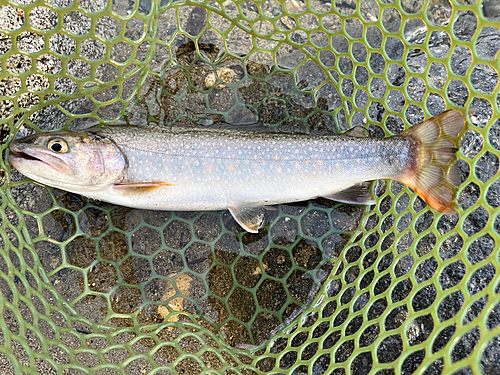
8 110 465 233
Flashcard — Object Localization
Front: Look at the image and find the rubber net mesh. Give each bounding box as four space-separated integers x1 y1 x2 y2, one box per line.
0 0 499 374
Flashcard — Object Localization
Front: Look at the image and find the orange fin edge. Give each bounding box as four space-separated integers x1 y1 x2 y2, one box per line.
113 181 174 195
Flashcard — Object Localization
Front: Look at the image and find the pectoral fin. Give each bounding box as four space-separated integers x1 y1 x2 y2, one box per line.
228 206 265 233
113 181 174 195
323 182 376 205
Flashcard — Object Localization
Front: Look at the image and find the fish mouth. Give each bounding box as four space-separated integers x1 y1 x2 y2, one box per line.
8 143 66 175
9 145 47 165
9 149 43 162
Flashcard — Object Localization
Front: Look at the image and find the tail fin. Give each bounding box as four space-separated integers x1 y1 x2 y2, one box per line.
398 110 465 214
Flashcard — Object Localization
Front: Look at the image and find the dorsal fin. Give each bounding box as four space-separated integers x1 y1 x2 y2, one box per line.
344 126 369 138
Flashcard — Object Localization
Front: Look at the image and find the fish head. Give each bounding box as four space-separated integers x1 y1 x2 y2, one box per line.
9 130 126 191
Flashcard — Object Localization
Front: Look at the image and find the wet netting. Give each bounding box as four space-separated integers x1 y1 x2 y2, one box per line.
0 0 499 374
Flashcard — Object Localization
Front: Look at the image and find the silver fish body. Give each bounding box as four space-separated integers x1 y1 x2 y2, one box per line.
97 126 409 208
9 110 465 232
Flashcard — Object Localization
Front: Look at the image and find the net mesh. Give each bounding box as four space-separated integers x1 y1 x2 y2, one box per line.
0 0 499 374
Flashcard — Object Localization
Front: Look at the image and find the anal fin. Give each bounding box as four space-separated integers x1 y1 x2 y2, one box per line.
228 206 265 233
323 182 375 205
113 181 174 195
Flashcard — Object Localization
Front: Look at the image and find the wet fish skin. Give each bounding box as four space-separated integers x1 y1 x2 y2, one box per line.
8 110 465 232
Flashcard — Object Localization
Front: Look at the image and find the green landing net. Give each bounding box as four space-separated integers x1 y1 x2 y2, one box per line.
0 0 499 374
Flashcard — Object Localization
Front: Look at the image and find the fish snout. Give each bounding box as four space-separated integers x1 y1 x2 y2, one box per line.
9 140 24 155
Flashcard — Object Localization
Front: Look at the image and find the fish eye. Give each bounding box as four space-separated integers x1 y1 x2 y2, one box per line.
48 138 69 153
